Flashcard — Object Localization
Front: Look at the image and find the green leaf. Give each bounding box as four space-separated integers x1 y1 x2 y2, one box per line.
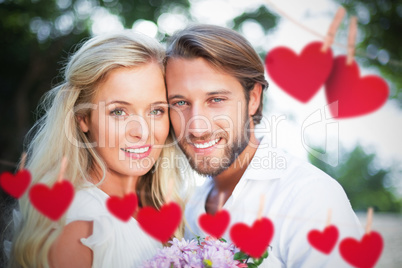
234 251 248 260
247 263 259 268
262 250 269 259
219 237 227 242
252 258 263 265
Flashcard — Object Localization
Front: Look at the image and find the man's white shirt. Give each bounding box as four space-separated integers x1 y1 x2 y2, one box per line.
184 135 363 267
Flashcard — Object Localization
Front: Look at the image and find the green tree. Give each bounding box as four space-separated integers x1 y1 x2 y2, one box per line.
309 145 401 213
335 0 402 105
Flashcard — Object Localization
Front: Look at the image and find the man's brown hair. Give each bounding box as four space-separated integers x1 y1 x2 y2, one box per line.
165 24 268 125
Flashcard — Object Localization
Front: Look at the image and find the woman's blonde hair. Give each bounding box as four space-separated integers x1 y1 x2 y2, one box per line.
8 31 185 268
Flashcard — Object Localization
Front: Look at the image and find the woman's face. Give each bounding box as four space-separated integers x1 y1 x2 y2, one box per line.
79 62 169 179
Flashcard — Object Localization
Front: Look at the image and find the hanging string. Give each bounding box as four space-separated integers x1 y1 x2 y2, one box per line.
264 0 402 68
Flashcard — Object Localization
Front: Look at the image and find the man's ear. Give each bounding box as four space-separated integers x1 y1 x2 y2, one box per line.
248 83 262 117
77 115 89 133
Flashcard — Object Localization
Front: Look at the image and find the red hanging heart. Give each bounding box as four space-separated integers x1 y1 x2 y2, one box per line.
307 225 339 254
339 231 383 268
198 209 230 238
230 217 274 258
137 202 182 243
106 193 138 222
29 180 74 221
325 56 389 118
265 41 333 103
0 170 31 198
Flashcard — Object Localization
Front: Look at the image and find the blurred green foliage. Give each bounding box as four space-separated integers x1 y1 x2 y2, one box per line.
336 0 402 105
0 0 278 168
309 145 402 213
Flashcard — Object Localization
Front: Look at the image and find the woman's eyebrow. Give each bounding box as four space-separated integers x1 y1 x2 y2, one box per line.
151 101 168 105
106 100 131 106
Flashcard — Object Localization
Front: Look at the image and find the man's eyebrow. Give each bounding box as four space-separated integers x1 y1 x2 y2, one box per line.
106 100 131 106
168 94 186 101
206 90 232 96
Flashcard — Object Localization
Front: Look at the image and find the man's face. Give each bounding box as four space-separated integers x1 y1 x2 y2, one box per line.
166 58 251 176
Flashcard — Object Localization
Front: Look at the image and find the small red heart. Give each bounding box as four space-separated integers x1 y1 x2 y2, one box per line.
199 209 230 238
0 170 31 198
307 225 339 254
230 217 274 258
29 180 74 221
339 231 383 268
137 202 182 243
265 41 333 103
325 56 389 118
106 193 138 222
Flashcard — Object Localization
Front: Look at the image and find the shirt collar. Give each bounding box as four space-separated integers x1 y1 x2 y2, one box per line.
241 135 289 181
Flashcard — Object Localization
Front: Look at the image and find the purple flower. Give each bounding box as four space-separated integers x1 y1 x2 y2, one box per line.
141 237 243 268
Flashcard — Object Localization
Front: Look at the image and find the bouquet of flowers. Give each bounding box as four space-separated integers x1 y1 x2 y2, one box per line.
141 236 268 268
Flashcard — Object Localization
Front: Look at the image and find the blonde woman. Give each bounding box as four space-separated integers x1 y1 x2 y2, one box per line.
7 31 185 267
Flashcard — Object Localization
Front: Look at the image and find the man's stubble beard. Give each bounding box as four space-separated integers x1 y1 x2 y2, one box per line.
177 111 250 177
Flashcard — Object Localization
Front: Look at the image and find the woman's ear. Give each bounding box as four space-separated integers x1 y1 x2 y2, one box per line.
248 83 262 117
77 115 89 133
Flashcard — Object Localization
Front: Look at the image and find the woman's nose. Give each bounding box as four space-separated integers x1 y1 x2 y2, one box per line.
126 115 149 143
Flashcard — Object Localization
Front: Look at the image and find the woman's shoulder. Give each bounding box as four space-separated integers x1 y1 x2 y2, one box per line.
66 185 110 223
49 220 93 268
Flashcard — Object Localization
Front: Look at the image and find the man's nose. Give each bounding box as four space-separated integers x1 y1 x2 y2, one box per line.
187 106 212 138
126 115 149 143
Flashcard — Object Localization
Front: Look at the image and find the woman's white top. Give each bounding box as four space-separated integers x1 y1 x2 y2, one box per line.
66 185 162 268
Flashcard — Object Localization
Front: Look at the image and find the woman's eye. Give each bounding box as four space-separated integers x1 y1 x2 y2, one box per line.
110 109 126 116
150 109 164 116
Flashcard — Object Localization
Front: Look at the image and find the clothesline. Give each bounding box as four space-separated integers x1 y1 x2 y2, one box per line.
264 0 402 68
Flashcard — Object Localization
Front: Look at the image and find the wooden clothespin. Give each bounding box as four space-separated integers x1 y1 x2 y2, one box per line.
347 16 358 65
126 176 134 195
57 156 67 183
257 194 266 220
19 152 27 171
326 208 332 227
165 178 174 203
365 207 373 234
321 7 346 52
217 192 225 211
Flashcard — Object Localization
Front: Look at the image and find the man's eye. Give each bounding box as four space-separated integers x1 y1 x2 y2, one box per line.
212 98 223 103
176 100 187 106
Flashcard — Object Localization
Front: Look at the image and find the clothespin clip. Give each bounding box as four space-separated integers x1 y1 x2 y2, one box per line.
365 207 373 234
326 208 332 227
257 194 265 220
126 176 134 195
217 192 225 211
19 152 27 171
165 178 174 203
57 156 68 183
321 7 346 52
347 16 358 65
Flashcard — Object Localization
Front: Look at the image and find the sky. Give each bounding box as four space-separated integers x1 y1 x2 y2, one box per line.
89 0 402 192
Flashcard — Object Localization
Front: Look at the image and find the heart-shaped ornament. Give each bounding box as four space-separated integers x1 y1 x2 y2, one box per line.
339 231 383 268
106 193 138 222
29 180 74 221
0 170 31 198
307 225 339 254
137 202 182 243
199 209 230 238
265 41 333 103
230 217 274 258
325 56 389 118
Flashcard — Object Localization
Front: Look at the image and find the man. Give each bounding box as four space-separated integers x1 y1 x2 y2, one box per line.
165 24 362 267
